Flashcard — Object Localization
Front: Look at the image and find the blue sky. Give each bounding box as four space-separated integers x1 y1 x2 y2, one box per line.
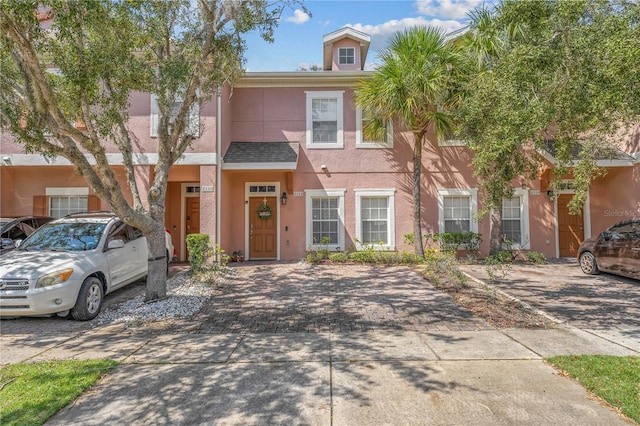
244 0 492 71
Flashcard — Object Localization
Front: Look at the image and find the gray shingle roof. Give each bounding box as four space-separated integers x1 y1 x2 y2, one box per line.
543 140 635 163
223 142 299 168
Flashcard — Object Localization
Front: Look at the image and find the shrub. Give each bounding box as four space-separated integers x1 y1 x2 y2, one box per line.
185 233 228 283
329 252 348 263
348 250 375 263
424 232 482 252
485 250 513 282
422 250 467 287
186 233 211 274
525 250 546 264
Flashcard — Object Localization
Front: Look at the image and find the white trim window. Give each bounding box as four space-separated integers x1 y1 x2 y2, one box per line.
338 47 355 65
46 187 89 218
356 108 393 148
501 188 530 248
150 94 200 138
305 189 345 251
355 189 395 250
438 188 478 234
305 91 344 149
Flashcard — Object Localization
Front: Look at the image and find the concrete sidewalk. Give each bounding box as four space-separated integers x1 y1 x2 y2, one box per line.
2 327 637 425
2 262 639 425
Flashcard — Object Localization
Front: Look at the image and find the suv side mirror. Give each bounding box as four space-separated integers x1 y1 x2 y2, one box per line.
1 238 14 248
107 239 125 250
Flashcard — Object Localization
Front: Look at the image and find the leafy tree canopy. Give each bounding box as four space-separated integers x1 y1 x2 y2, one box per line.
458 0 640 216
0 0 304 301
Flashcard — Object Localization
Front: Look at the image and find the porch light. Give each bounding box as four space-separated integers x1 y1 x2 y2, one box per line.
281 192 288 205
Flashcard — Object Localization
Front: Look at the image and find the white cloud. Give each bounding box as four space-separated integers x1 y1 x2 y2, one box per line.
415 0 484 20
348 17 466 55
284 9 310 24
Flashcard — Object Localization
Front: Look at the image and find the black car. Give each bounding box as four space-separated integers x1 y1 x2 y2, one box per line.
578 218 640 280
0 216 54 255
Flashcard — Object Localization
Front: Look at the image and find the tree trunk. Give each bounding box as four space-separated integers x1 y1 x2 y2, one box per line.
145 224 168 302
413 133 425 258
489 207 503 255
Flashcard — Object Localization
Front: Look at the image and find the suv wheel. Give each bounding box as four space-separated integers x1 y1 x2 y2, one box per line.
71 277 104 320
579 252 600 275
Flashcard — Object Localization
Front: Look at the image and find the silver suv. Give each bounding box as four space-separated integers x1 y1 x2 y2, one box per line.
0 212 170 320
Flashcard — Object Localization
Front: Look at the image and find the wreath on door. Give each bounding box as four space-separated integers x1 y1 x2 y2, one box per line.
257 203 273 220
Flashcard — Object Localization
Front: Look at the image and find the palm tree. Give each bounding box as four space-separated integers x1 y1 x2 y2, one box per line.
356 27 463 257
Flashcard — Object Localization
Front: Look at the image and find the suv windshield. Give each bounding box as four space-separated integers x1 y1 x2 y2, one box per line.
19 222 107 252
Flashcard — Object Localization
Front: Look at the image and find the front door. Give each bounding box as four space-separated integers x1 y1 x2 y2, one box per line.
186 198 200 259
557 194 584 257
249 196 277 259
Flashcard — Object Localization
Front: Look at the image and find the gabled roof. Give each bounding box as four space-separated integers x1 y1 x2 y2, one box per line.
223 142 299 170
323 27 371 71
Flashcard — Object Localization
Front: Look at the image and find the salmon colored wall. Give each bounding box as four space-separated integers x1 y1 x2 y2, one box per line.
125 91 217 155
168 165 201 182
332 38 362 71
199 165 217 243
165 181 181 257
0 166 128 216
220 84 234 155
589 165 640 234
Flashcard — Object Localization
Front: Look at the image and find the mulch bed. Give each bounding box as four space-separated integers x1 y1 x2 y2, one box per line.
417 266 559 329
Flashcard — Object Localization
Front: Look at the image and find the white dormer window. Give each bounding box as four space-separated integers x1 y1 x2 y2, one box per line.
338 47 355 65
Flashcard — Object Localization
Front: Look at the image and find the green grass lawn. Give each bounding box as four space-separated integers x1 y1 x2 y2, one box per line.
0 359 117 426
547 355 640 423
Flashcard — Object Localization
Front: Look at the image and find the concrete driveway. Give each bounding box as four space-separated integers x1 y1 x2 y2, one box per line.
459 258 640 330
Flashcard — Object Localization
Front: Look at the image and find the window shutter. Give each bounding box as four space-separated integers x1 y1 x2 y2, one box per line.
33 195 48 216
87 195 101 211
150 94 159 137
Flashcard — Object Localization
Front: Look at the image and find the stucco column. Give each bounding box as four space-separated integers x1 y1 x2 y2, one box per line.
133 164 153 210
199 164 217 244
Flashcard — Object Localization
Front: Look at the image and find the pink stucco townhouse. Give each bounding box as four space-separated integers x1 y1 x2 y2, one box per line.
1 27 639 261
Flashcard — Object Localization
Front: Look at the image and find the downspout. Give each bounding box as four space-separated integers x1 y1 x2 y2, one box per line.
216 86 222 249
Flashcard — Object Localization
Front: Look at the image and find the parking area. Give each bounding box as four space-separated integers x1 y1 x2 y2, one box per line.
194 263 492 333
1 263 494 337
2 260 638 338
459 258 640 330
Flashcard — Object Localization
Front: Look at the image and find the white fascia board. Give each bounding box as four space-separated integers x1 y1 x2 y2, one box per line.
595 159 635 167
222 162 298 171
235 71 371 88
1 153 218 166
538 149 634 167
323 27 371 44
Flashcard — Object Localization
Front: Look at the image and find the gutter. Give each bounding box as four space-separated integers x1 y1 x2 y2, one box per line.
216 86 222 248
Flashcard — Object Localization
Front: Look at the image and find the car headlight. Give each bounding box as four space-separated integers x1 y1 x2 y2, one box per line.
36 269 74 288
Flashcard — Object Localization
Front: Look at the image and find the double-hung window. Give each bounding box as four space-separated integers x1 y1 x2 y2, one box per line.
338 47 355 65
305 91 344 149
501 188 530 248
46 187 89 218
356 108 393 148
150 93 200 138
438 189 478 234
305 189 345 250
355 189 395 249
